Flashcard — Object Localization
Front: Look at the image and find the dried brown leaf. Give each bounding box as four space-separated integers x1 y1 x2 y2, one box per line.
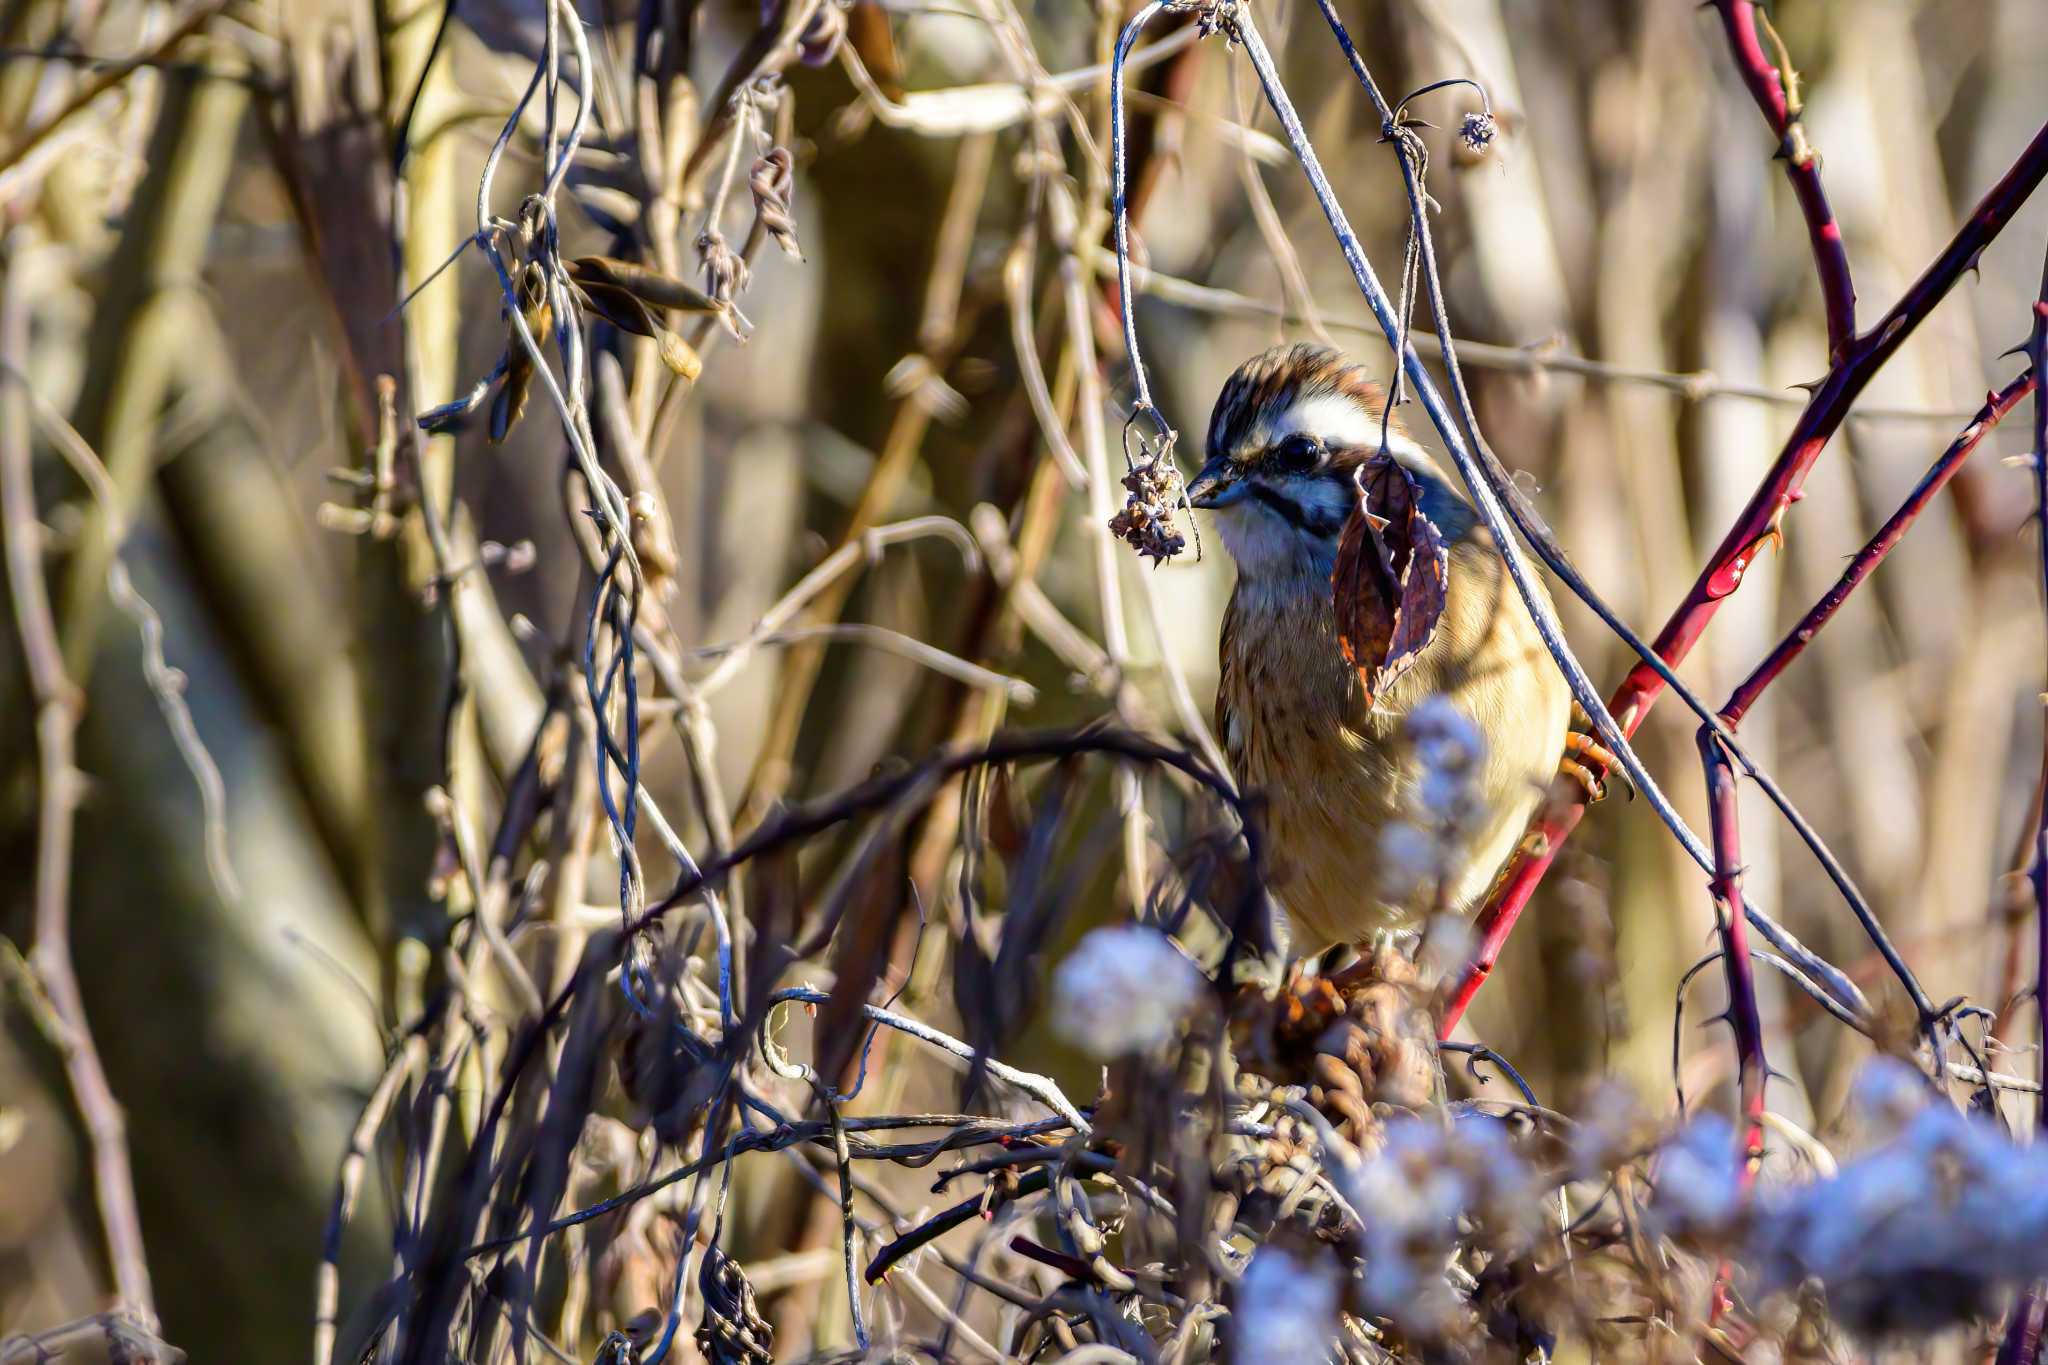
1332 455 1448 706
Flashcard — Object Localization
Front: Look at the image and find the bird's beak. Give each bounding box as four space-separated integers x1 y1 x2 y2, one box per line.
1185 456 1246 509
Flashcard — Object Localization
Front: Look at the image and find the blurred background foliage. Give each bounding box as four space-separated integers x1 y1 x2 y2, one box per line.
1 0 2046 1359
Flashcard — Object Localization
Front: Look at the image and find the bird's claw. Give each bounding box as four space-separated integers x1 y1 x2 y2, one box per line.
1560 730 1632 805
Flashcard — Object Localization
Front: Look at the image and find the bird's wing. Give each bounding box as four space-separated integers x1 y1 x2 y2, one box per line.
1215 590 1243 771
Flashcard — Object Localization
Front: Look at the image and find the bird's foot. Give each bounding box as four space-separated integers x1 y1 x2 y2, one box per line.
1324 930 1421 991
1559 716 1632 805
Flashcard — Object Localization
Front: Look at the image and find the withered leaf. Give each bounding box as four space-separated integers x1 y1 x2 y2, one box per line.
1331 455 1448 707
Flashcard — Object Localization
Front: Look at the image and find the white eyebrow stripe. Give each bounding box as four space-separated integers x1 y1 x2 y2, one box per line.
1257 393 1434 468
1264 393 1377 447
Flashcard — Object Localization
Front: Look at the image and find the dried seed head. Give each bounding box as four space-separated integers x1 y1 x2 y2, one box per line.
697 230 752 334
1193 0 1238 44
1347 1111 1543 1338
1747 1064 2048 1335
1459 110 1497 155
749 148 802 260
1108 456 1189 565
1375 821 1436 902
1406 696 1486 838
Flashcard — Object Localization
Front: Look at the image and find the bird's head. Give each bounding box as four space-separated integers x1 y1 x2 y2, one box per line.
1187 343 1450 579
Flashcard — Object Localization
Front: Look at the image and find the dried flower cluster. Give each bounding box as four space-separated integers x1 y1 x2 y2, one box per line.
1107 455 1190 565
1232 950 1436 1149
1089 1008 2048 1365
1457 110 1497 155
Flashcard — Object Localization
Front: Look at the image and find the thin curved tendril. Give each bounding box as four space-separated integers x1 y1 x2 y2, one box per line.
1109 0 1168 425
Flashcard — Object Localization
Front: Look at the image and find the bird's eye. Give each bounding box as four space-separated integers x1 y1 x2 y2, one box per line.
1273 433 1324 473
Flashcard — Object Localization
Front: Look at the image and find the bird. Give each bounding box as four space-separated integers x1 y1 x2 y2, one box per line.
1186 342 1575 955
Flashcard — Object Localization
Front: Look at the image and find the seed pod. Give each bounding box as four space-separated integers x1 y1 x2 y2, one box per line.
568 256 724 314
568 259 710 381
658 330 702 380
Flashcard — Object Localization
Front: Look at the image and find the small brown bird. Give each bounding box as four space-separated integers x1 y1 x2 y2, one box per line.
1188 343 1571 953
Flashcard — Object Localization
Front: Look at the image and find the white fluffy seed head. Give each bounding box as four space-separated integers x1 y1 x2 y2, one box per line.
1416 911 1473 981
1344 1115 1541 1336
1231 1247 1342 1364
1406 696 1486 837
1407 695 1484 775
1740 1060 2048 1333
1049 925 1203 1059
1848 1053 1932 1138
1459 110 1497 155
1376 821 1437 901
1417 767 1478 828
1650 1117 1744 1238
